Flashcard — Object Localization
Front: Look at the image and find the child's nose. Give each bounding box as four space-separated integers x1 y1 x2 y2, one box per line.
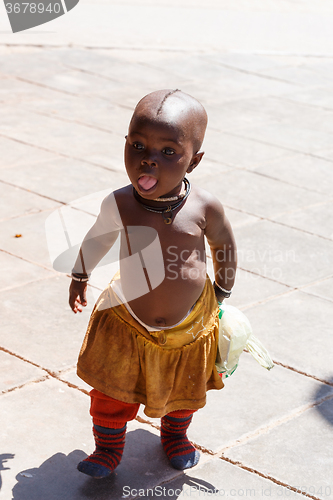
141 151 158 167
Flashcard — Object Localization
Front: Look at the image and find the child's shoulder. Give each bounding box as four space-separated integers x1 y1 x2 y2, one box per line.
100 185 132 210
191 183 225 212
96 185 133 229
190 184 229 235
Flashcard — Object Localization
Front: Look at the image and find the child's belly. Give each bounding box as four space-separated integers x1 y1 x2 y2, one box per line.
121 259 207 328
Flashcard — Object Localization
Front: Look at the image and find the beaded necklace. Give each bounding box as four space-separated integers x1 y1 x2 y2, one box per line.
133 177 191 224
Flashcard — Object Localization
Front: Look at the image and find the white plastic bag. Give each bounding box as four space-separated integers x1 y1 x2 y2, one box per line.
215 304 274 378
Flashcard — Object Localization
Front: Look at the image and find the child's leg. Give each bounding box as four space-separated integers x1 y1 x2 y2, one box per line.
160 409 200 470
78 389 140 479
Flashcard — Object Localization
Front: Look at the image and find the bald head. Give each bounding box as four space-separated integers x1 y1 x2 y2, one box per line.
131 89 208 153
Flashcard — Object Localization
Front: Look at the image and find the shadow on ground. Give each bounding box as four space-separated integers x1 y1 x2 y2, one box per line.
314 377 333 426
11 429 218 499
0 454 15 491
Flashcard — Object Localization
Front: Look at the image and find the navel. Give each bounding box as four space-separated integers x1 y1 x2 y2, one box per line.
155 317 166 327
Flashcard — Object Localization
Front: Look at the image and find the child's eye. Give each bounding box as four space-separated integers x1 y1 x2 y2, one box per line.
162 147 175 155
133 142 144 150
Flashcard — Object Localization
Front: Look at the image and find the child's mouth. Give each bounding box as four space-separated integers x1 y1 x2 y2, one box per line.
137 175 158 192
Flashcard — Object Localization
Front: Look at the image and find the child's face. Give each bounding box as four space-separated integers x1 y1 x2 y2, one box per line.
125 113 202 199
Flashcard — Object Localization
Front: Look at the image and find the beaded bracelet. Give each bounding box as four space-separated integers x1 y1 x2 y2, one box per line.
213 281 233 298
71 272 90 282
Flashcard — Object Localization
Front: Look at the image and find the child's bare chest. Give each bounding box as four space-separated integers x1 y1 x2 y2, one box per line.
118 196 205 259
114 191 208 325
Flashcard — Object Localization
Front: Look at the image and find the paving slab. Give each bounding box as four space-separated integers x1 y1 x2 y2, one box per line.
237 122 333 155
108 49 311 73
280 85 333 112
203 128 291 169
0 378 91 500
252 152 333 196
303 59 333 78
0 136 59 170
60 48 192 90
234 219 333 287
273 96 333 135
204 97 292 135
199 168 327 220
0 275 94 372
0 378 184 500
6 62 127 100
0 156 128 204
257 64 333 86
315 148 333 163
0 48 64 79
0 350 46 394
223 207 261 229
204 51 294 73
227 268 290 309
147 457 307 500
0 182 61 222
0 74 62 105
20 91 133 138
0 49 172 113
302 277 333 303
213 95 333 135
1 104 123 169
0 209 71 269
0 74 133 136
138 354 333 452
141 53 300 99
225 397 333 500
274 200 333 240
0 204 106 272
244 290 333 381
207 250 290 309
189 159 233 182
0 250 53 292
59 368 92 394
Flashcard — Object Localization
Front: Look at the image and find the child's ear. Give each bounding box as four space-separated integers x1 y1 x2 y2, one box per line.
187 151 204 173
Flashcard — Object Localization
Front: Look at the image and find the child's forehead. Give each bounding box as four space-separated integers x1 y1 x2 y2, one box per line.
130 111 187 136
129 115 197 150
129 101 198 141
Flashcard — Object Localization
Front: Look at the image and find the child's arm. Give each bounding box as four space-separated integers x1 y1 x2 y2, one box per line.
204 195 237 303
69 193 121 313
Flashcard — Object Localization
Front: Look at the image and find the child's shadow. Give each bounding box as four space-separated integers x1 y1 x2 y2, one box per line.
314 377 333 426
0 454 15 491
12 430 218 500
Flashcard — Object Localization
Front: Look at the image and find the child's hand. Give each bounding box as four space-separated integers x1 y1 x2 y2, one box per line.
69 279 87 313
214 289 225 304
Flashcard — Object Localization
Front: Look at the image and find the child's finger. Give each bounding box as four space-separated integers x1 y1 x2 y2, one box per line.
75 297 83 313
69 296 77 313
80 288 87 306
69 293 81 313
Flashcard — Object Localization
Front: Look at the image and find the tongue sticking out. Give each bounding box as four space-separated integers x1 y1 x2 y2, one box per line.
138 176 157 191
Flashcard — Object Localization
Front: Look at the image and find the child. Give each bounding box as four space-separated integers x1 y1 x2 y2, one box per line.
69 89 237 478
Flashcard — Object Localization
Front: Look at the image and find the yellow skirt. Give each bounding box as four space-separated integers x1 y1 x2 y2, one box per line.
77 276 224 418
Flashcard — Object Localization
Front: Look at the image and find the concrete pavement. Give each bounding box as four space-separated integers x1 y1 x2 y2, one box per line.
1 1 333 499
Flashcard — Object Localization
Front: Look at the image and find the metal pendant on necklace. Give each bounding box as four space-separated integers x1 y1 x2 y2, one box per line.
162 206 173 224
